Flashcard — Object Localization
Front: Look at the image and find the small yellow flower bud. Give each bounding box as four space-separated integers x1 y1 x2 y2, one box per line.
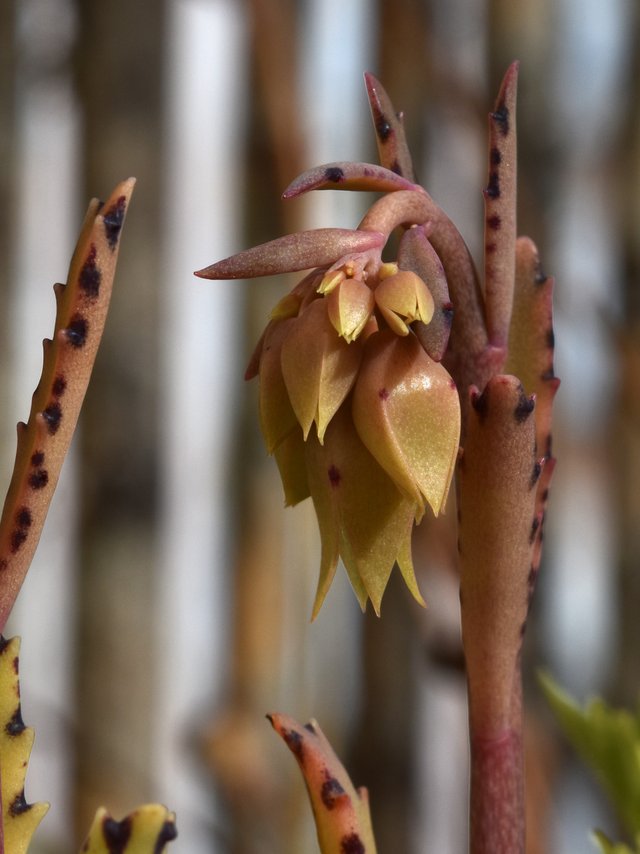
326 277 375 343
374 270 435 335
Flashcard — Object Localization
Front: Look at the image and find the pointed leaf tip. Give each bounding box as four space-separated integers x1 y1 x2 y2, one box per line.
195 229 386 280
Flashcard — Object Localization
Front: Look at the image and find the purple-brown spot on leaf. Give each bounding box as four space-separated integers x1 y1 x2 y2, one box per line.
513 388 535 422
321 775 346 809
282 727 305 761
378 387 389 400
102 815 132 852
324 166 345 183
103 195 127 249
490 102 510 136
490 147 502 165
79 245 101 298
29 469 49 490
16 507 32 529
328 464 341 488
42 402 62 435
65 314 89 348
6 706 26 736
10 530 28 553
341 833 365 854
486 171 500 199
488 214 502 230
9 789 31 816
52 374 67 396
30 450 45 467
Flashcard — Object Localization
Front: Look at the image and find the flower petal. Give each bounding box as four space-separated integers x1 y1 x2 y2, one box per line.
258 319 299 453
305 405 422 616
374 269 434 335
352 330 460 515
195 229 385 279
281 299 364 442
326 277 375 342
274 427 310 506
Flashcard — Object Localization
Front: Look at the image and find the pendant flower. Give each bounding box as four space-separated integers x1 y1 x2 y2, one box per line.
196 89 464 617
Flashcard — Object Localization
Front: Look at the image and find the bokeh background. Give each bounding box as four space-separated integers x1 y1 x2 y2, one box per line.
1 0 639 851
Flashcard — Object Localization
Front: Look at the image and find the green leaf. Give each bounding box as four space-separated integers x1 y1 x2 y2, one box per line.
539 672 640 840
592 829 640 854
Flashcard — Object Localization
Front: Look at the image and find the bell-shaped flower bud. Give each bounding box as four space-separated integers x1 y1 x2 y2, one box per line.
281 299 364 443
374 269 434 335
352 330 460 515
273 427 310 507
304 404 425 617
326 276 375 343
257 319 300 453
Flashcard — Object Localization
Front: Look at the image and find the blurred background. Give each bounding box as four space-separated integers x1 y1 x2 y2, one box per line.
1 0 639 851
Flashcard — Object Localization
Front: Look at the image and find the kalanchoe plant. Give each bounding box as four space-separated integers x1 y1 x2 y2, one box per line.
200 63 558 854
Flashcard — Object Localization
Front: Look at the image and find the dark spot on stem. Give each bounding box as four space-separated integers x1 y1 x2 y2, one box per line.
42 402 62 435
341 833 365 854
324 166 344 183
31 450 45 467
378 387 389 400
485 241 496 254
485 171 500 199
514 389 535 422
154 820 178 853
328 465 341 487
52 374 67 397
79 245 101 298
321 775 345 809
29 469 49 490
9 789 32 816
6 706 26 736
16 507 32 529
490 147 502 165
10 530 28 553
103 195 127 249
65 314 88 348
102 815 132 853
545 328 555 348
487 214 501 230
490 102 509 135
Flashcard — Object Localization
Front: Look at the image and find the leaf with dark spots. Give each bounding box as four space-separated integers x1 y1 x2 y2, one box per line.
52 374 67 396
10 529 28 553
490 147 502 165
364 72 416 180
269 713 378 852
30 451 44 467
154 820 178 854
28 469 49 490
282 162 416 198
490 102 510 136
485 171 501 199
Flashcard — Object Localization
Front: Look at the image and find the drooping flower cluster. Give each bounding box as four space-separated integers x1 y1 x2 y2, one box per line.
197 78 470 617
198 212 460 616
